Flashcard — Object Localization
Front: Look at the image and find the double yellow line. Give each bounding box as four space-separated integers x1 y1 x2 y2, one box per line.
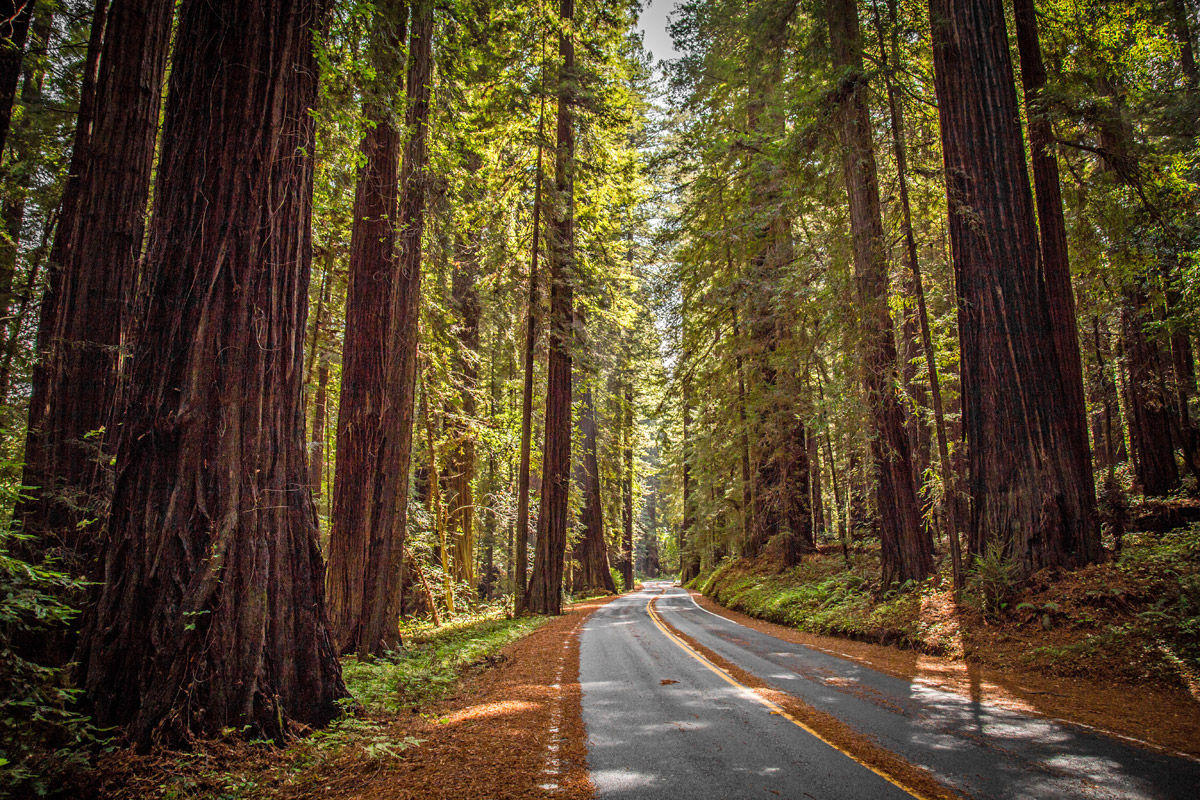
645 594 934 800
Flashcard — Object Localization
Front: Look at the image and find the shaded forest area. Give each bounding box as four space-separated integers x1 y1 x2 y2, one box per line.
0 0 1197 795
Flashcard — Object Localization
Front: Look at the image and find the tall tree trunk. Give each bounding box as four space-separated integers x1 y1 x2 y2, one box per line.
929 0 1100 575
514 94 546 614
828 0 931 586
19 0 172 578
570 350 614 595
362 0 433 647
808 429 825 538
308 263 333 501
525 0 574 615
872 0 963 584
325 0 407 654
1013 0 1093 501
0 0 34 158
79 0 346 749
449 215 481 588
622 380 635 589
1122 295 1181 495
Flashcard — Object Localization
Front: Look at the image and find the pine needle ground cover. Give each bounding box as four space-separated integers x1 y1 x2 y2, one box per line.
693 525 1200 695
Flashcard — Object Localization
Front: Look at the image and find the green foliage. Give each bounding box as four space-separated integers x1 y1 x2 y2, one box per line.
341 610 550 713
966 540 1020 619
0 530 100 797
609 567 625 594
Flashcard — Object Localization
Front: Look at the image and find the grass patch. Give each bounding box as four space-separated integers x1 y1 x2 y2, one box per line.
696 525 1200 691
344 609 552 712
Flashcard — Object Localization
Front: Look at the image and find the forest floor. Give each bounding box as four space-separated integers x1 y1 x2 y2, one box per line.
689 520 1200 758
77 595 619 799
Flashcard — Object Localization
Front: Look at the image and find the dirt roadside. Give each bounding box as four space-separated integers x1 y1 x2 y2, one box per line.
334 595 617 800
687 588 1200 759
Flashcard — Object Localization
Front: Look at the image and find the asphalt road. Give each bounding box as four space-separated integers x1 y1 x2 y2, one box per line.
579 582 1200 800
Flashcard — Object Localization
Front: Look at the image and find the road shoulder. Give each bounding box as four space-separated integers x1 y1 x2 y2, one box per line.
688 588 1200 759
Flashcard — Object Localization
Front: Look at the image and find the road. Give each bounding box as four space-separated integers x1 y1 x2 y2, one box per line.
579 582 1200 800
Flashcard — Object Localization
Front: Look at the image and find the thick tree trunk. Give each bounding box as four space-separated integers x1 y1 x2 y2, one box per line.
570 361 614 595
525 0 574 615
622 380 635 589
930 0 1100 575
1013 0 1093 501
1122 296 1181 496
19 0 172 576
808 429 825 538
325 0 407 655
363 0 433 645
0 0 34 158
828 0 931 586
515 98 546 614
79 0 346 749
872 0 963 584
449 220 481 588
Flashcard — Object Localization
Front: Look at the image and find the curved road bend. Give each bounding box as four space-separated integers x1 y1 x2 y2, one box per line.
580 582 1200 800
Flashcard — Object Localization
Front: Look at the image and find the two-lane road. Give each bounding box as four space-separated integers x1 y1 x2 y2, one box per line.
580 582 1200 799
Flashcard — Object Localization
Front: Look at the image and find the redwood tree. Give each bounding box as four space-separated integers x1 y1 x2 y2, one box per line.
358 0 434 645
326 0 407 654
79 0 346 748
19 0 173 573
828 0 931 586
929 0 1100 575
526 0 575 615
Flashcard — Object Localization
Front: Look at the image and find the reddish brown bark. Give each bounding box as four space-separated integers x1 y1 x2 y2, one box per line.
19 0 173 573
526 0 574 615
570 363 614 595
871 0 963 585
363 0 433 643
326 0 407 654
930 0 1100 574
828 0 931 586
622 380 635 589
1122 296 1181 496
1013 0 1093 502
79 0 346 749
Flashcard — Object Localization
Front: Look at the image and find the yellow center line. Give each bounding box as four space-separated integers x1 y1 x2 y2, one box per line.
646 593 934 800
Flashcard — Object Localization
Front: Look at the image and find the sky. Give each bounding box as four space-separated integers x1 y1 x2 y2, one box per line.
637 0 682 67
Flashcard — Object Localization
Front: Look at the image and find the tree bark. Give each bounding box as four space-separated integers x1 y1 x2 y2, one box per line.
622 380 635 589
872 0 963 585
828 0 931 586
570 353 614 595
79 0 346 749
449 214 481 588
1122 295 1181 495
0 0 34 158
1013 0 1093 504
326 0 407 655
19 0 173 576
514 92 546 614
525 0 574 615
361 0 433 647
929 0 1100 575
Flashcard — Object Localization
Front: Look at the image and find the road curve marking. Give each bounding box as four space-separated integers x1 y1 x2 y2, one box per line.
646 593 932 800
